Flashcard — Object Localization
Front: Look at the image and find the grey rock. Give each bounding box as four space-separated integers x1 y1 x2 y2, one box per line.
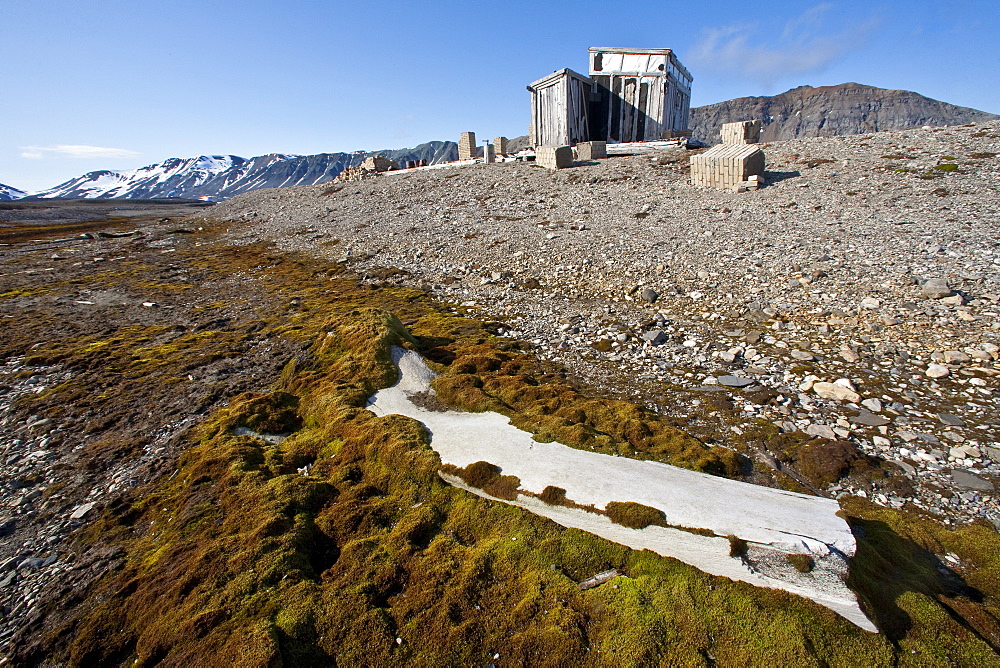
805 424 837 439
951 469 995 491
640 288 659 304
17 557 44 571
938 413 966 427
925 364 950 379
839 348 861 363
812 382 861 403
26 418 53 431
69 502 95 521
641 330 668 345
850 411 892 427
921 278 953 299
578 568 621 590
717 375 756 388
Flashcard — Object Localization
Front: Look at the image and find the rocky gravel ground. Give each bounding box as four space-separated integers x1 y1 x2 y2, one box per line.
214 121 1000 527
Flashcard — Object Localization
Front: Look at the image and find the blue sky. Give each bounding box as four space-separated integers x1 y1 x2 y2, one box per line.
2 0 998 193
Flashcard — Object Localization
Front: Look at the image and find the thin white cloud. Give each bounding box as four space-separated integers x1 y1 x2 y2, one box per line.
19 145 140 160
688 4 878 86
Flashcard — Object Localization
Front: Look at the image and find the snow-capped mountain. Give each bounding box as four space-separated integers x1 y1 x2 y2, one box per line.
0 183 27 201
31 141 457 200
34 154 246 199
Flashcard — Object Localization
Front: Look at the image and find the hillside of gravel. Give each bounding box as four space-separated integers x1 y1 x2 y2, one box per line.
215 120 1000 525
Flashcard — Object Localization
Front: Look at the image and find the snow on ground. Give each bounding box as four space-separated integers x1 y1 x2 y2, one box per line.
368 346 877 631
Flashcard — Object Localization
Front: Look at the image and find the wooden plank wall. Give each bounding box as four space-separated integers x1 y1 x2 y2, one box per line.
531 72 592 146
566 76 591 145
533 78 567 146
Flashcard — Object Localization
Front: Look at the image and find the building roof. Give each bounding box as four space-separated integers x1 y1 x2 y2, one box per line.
527 68 591 91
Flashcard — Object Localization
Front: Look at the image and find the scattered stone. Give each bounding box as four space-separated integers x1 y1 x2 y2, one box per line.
941 294 966 306
921 278 953 299
860 297 881 309
951 470 994 492
805 424 837 439
69 502 96 521
938 413 966 427
640 288 659 304
790 350 814 361
578 569 621 590
861 398 883 413
839 348 860 363
717 375 756 388
641 330 668 346
925 364 950 379
850 411 892 427
26 418 53 431
812 382 861 403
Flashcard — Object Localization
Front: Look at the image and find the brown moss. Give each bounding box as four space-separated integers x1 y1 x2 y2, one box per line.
728 535 748 558
605 501 667 530
452 460 501 488
482 474 522 501
796 439 869 486
539 486 568 505
787 553 814 573
440 460 522 501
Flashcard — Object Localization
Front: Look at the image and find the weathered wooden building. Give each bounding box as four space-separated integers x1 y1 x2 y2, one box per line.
527 47 693 147
527 68 594 147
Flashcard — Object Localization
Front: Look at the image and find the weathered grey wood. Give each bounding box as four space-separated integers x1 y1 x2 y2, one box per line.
527 68 593 148
530 48 692 147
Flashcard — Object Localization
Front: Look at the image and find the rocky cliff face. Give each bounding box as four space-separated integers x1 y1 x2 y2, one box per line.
689 83 999 143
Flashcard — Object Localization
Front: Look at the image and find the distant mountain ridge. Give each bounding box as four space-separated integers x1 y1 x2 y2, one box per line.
0 183 27 201
29 141 458 200
689 83 999 144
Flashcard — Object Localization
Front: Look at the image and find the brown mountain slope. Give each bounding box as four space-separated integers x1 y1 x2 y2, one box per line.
690 83 999 143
